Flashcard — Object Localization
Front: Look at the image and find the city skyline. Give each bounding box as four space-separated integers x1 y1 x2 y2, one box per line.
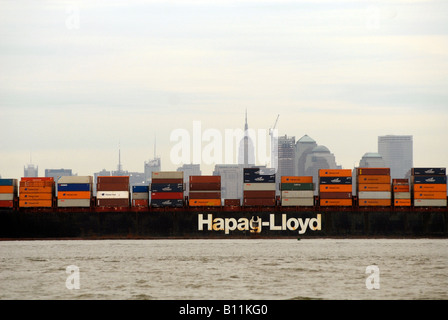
1 1 447 178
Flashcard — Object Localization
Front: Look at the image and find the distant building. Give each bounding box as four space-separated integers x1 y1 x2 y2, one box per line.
213 164 244 200
277 135 296 178
144 157 161 184
177 164 201 194
238 110 255 167
304 145 339 194
359 152 386 168
295 135 317 176
24 164 38 177
378 135 413 179
45 168 73 181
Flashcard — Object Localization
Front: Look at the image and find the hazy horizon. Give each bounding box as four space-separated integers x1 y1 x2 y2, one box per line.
1 0 447 178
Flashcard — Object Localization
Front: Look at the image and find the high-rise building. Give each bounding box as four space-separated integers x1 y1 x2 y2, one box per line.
144 157 161 184
24 164 38 177
45 169 73 180
304 145 340 194
238 110 255 167
378 135 413 179
295 135 317 176
213 164 244 200
359 152 386 168
277 135 295 178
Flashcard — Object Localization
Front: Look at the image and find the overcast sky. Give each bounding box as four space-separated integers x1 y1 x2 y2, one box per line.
1 0 447 178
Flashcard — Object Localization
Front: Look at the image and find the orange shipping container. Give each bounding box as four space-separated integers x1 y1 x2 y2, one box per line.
357 175 390 184
20 193 53 200
21 177 54 182
0 186 15 193
358 184 391 192
359 199 391 206
19 186 53 194
19 200 52 207
319 169 352 177
319 199 352 206
20 181 54 188
413 184 447 192
189 199 221 206
414 192 446 199
394 199 411 207
393 185 410 192
319 184 352 192
281 176 313 183
58 191 91 199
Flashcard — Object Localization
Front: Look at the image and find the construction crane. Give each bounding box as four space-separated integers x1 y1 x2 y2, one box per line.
269 114 280 137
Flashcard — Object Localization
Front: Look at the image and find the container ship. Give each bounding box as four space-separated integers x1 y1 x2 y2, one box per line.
0 168 447 239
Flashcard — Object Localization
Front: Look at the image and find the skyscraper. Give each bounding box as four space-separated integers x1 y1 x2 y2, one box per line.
295 134 317 176
277 135 295 178
238 110 255 167
378 135 413 179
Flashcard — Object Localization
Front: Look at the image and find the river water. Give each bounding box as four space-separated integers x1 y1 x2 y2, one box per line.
0 239 447 300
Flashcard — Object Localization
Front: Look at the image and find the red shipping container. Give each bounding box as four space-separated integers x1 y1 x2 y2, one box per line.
243 191 276 199
189 182 221 191
151 192 183 200
189 192 221 199
151 178 183 184
224 199 240 206
132 199 149 207
319 192 352 199
97 176 129 184
356 168 390 175
97 199 129 207
189 176 221 183
96 183 129 191
243 198 276 206
0 200 14 207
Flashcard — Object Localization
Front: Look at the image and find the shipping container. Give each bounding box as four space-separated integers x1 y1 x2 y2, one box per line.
319 184 352 192
132 193 149 200
58 191 91 199
0 194 14 201
189 182 221 191
97 176 129 184
189 176 221 183
411 168 446 176
413 184 447 192
96 191 129 199
20 181 54 188
394 199 411 207
132 199 149 207
281 176 313 183
151 183 184 193
359 199 391 206
319 199 352 206
411 176 447 184
243 191 276 199
414 199 447 207
0 179 18 186
97 199 129 207
132 186 149 193
392 179 409 184
19 200 52 207
281 198 314 206
152 171 183 179
21 177 54 182
21 193 53 200
319 192 352 199
151 178 183 184
150 199 183 208
244 174 276 183
58 176 93 184
189 191 221 199
358 184 391 192
58 183 91 192
151 192 183 200
19 186 53 194
319 176 352 185
357 175 391 184
0 186 15 193
244 168 276 175
0 200 14 207
96 183 129 191
393 192 411 199
243 198 276 206
358 191 391 199
224 199 240 206
280 183 314 191
281 190 314 198
243 183 276 191
319 169 352 177
356 168 390 176
393 185 410 192
58 199 91 207
189 199 221 206
414 192 446 199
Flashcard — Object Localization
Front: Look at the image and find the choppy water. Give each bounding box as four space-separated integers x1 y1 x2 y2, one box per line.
0 239 447 300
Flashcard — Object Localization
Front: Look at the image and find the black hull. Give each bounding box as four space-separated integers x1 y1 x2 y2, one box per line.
0 207 447 239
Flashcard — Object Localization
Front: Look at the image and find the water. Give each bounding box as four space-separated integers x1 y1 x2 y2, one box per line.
0 239 447 300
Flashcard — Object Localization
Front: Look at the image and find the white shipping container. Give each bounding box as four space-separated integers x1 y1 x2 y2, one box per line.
58 176 93 184
243 183 276 191
152 171 184 179
281 198 314 206
414 199 447 207
358 191 391 199
281 190 314 198
96 191 129 199
0 194 14 201
394 192 411 199
132 193 149 200
57 199 91 207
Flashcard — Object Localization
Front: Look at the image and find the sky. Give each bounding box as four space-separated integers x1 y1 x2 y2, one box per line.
0 0 447 178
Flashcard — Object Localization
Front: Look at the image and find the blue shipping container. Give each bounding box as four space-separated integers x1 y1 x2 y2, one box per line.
412 168 446 176
319 176 352 185
412 176 447 184
150 199 183 208
151 183 183 192
244 174 276 183
132 185 149 193
58 183 91 192
0 179 17 186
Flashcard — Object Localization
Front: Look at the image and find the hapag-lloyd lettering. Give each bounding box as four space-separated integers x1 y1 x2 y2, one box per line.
198 213 321 234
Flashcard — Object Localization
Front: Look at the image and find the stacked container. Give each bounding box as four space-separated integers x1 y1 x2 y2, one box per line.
280 176 314 206
356 168 391 206
96 176 130 207
151 171 184 208
412 168 447 207
319 169 353 206
243 168 276 206
0 179 18 208
57 176 93 208
189 175 221 206
19 177 54 208
132 186 149 207
392 179 411 207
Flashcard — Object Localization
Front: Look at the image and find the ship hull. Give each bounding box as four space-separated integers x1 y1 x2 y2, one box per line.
0 207 447 239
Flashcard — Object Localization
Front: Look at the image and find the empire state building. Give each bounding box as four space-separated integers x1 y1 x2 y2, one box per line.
238 110 255 167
